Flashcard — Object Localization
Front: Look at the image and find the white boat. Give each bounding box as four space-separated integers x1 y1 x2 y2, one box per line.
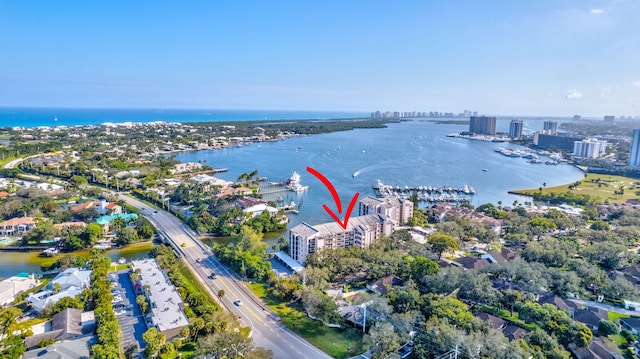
286 171 309 193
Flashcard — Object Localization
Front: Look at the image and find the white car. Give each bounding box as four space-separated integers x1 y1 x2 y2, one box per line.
114 309 127 316
234 300 243 306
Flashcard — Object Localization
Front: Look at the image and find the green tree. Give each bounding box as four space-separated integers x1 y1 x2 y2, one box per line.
142 328 166 358
528 217 557 239
428 232 459 260
598 320 619 336
409 256 439 281
85 222 102 245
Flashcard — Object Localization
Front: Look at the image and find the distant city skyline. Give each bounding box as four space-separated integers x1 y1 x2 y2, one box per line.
1 1 639 117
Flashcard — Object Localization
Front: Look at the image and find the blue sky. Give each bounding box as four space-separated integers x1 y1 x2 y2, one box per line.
1 1 639 116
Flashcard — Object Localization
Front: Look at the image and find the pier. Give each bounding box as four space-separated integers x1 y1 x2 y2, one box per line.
373 180 475 203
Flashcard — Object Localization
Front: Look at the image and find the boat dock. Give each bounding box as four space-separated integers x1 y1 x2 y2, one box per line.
373 180 475 203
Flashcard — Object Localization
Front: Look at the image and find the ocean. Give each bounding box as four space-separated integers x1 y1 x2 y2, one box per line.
0 107 370 128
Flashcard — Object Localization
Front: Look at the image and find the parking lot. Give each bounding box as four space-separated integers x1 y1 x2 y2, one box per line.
110 270 147 356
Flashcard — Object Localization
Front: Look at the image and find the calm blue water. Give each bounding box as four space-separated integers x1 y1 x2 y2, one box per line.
0 107 369 128
173 119 584 228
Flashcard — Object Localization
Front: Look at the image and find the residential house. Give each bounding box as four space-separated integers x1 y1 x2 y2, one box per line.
27 268 92 313
620 317 640 335
429 203 503 235
24 308 95 349
475 312 507 330
243 203 278 218
573 307 609 331
453 256 491 271
481 247 518 264
0 216 37 237
0 272 38 306
215 186 253 199
538 294 578 317
569 337 624 359
53 221 88 231
23 335 95 359
367 275 405 296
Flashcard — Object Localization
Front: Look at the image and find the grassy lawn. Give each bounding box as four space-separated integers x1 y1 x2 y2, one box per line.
608 311 631 321
249 282 363 359
512 173 640 204
108 263 130 272
178 261 219 310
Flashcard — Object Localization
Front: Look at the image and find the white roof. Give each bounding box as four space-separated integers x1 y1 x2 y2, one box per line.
132 259 188 332
52 268 92 290
273 251 304 274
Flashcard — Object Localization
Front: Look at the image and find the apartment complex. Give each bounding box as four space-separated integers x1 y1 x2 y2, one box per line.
288 196 411 263
469 116 496 135
573 139 608 159
543 121 558 135
629 129 640 167
289 214 393 263
509 120 523 139
358 196 413 225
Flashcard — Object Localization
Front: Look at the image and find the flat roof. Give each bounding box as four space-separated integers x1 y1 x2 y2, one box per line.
273 251 304 273
132 259 188 333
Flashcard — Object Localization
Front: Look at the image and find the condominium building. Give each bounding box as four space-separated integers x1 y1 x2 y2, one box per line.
543 121 558 135
573 139 608 159
509 120 524 139
604 115 615 124
358 196 413 225
629 129 640 167
469 116 496 135
289 214 393 263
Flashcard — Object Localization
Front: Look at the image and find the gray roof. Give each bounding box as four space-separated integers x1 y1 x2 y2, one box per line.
289 222 319 237
23 335 95 359
24 308 87 349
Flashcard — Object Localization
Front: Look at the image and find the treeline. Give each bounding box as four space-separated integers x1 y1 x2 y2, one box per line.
87 250 122 359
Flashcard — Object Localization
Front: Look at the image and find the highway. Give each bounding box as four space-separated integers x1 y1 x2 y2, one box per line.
119 195 333 359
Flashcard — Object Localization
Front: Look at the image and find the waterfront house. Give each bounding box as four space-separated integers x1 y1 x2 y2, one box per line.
242 203 279 218
27 268 92 313
0 272 38 306
0 216 37 237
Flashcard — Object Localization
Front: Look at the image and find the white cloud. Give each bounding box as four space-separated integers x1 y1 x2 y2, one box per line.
589 8 604 14
565 90 583 100
633 81 640 89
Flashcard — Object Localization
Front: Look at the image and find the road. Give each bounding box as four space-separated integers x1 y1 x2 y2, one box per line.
119 195 332 359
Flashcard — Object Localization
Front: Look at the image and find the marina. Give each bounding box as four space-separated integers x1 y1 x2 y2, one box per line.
372 180 475 203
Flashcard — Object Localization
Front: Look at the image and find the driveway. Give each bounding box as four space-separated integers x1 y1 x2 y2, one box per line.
113 270 148 355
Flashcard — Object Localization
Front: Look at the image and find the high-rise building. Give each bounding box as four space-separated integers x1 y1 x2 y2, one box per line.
469 116 496 135
543 121 558 135
573 139 608 159
604 115 615 123
629 129 640 166
573 115 581 121
509 120 524 139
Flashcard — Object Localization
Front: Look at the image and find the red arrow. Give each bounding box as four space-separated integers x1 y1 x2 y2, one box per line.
306 166 360 230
